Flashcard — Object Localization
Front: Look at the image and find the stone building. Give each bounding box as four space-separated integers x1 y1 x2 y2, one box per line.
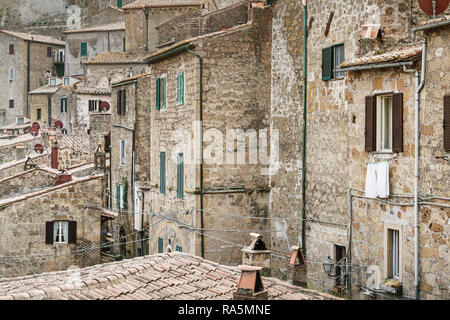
114 3 274 266
63 21 126 77
0 30 65 126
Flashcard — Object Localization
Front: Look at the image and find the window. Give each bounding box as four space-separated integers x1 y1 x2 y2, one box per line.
88 100 98 112
46 221 76 245
64 77 70 86
377 95 392 151
322 43 345 81
37 108 41 120
365 93 403 153
53 221 69 243
9 100 14 109
117 89 126 115
177 153 184 199
61 129 68 135
160 152 166 194
9 44 14 55
47 46 52 57
387 229 400 279
120 140 125 166
80 42 87 56
122 37 126 52
117 0 123 8
49 78 56 86
177 72 184 105
17 117 24 124
9 68 15 81
60 98 67 113
116 185 123 209
176 245 183 252
158 237 164 253
156 76 166 110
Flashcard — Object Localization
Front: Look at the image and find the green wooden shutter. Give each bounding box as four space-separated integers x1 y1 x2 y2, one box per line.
177 72 184 104
81 42 87 56
117 0 123 9
162 77 166 109
156 78 161 110
158 237 164 253
322 46 333 81
122 37 126 52
176 245 182 252
160 152 166 194
177 153 184 199
116 185 121 209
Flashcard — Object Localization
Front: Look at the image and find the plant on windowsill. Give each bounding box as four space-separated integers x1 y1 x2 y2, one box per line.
114 254 123 261
380 278 402 296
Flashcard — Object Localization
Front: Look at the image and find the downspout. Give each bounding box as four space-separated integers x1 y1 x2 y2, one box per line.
107 31 111 52
26 39 32 117
187 49 204 258
301 0 308 258
131 82 138 241
347 188 353 298
402 39 426 300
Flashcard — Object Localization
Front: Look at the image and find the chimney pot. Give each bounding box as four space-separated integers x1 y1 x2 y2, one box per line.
233 265 268 300
241 233 271 276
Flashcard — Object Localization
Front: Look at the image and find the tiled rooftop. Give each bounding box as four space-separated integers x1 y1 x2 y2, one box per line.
0 252 340 300
58 133 90 154
0 30 65 46
112 72 152 86
419 16 450 27
85 51 146 65
123 0 204 10
63 22 125 34
339 45 422 68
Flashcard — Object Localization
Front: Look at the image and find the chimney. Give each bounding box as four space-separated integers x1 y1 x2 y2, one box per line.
15 144 25 161
51 140 59 169
233 265 268 300
241 233 271 276
287 246 307 288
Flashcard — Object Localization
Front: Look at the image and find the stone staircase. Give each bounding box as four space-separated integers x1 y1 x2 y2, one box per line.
100 251 116 264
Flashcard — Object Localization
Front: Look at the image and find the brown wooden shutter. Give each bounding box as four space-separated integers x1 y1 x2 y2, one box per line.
45 221 54 244
122 90 126 115
444 95 450 151
68 221 77 244
117 90 121 114
392 93 404 152
365 95 376 152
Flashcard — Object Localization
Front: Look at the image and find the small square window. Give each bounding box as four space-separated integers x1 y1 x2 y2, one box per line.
9 68 15 81
9 100 14 109
64 78 70 86
9 44 14 55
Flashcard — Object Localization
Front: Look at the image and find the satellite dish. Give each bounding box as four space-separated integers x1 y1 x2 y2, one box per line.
30 126 39 137
34 144 44 154
55 120 64 129
100 101 111 112
419 0 450 16
32 122 40 130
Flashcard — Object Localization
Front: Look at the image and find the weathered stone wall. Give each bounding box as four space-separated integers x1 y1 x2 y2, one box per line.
58 147 92 170
89 113 111 154
29 94 51 127
85 63 147 88
0 168 59 200
0 135 45 165
0 153 49 180
268 0 304 277
0 175 104 278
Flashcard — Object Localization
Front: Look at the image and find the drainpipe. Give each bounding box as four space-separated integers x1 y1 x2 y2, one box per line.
187 49 204 258
402 39 426 300
26 38 32 117
144 9 149 52
301 0 308 259
347 188 353 298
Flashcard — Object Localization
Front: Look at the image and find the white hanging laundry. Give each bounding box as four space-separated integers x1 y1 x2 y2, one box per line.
376 161 390 198
365 162 378 198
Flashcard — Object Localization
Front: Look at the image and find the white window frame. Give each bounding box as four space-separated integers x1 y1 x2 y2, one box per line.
384 223 403 281
53 221 69 244
49 78 56 86
376 95 393 152
120 140 126 166
64 77 70 86
61 98 68 113
9 67 15 81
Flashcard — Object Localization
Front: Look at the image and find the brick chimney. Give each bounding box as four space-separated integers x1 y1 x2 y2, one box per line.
241 233 271 276
51 140 59 169
233 265 268 300
54 171 72 186
287 246 307 287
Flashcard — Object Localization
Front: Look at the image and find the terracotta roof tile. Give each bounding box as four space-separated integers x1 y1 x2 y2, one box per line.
0 252 340 300
85 51 146 65
419 16 450 27
340 45 422 68
63 22 125 34
123 0 204 10
0 30 65 46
